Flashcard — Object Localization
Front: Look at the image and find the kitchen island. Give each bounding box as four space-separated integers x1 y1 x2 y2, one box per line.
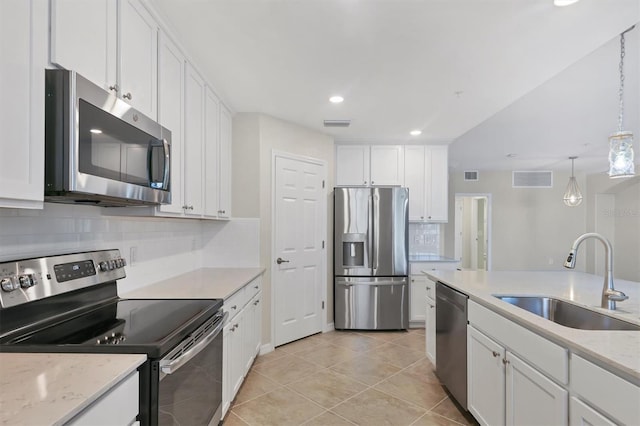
0 353 145 426
425 269 639 426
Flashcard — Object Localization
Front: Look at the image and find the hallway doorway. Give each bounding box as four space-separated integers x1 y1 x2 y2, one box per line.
454 194 491 271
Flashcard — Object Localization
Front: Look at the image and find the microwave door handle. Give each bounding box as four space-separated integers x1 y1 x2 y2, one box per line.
161 139 170 190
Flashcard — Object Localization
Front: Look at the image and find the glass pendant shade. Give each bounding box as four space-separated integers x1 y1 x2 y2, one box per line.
563 177 583 206
563 157 582 207
608 131 635 178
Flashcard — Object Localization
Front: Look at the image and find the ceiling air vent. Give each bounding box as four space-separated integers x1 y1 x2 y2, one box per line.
323 120 351 128
512 171 553 188
464 171 479 181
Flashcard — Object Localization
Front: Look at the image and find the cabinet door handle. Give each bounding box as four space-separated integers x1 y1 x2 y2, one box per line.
254 285 259 289
502 358 510 365
254 300 260 306
426 286 431 290
231 305 237 310
492 351 500 358
109 84 119 92
276 257 289 264
123 92 132 100
429 304 435 309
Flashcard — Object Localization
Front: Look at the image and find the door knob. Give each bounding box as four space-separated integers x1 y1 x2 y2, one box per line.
276 257 289 264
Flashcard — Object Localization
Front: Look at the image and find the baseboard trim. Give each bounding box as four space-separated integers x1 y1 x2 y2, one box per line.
259 343 274 355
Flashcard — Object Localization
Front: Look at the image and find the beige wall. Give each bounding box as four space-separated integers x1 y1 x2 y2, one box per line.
232 113 335 347
586 174 640 281
444 170 588 271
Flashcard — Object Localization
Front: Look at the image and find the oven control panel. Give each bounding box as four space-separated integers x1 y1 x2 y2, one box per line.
0 249 126 309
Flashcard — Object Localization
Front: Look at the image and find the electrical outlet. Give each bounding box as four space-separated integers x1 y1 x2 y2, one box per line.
130 246 138 266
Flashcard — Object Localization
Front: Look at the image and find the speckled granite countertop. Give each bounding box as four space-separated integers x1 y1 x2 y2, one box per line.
122 267 265 300
424 269 640 383
0 353 145 426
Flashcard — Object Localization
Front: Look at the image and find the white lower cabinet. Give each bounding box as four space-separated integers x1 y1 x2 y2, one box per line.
570 354 640 425
468 325 506 426
68 371 139 426
468 325 567 426
506 352 567 425
425 294 436 364
569 397 616 426
410 275 427 324
222 277 262 418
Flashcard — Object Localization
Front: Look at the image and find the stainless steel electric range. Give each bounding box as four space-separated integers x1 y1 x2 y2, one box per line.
0 249 225 426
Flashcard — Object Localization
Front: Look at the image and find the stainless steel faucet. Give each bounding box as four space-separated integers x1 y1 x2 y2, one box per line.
564 233 628 310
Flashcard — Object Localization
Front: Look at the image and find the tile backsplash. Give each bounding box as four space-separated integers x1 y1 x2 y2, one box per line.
0 204 259 293
408 222 442 255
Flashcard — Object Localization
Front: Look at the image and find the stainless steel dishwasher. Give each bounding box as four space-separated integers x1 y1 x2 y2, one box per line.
435 281 469 410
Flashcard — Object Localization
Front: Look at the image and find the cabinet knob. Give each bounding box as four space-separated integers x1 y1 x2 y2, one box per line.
429 304 435 309
254 300 260 306
364 181 367 185
428 216 432 219
231 305 237 310
502 358 510 365
109 84 119 92
421 216 424 220
426 286 431 290
123 92 132 100
492 351 500 358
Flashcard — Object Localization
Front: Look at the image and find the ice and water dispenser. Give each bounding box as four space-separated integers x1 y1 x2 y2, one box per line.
341 233 366 268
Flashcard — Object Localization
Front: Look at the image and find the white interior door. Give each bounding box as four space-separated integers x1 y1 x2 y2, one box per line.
273 154 326 346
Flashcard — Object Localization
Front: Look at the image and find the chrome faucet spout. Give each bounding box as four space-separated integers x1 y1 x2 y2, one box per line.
563 233 628 310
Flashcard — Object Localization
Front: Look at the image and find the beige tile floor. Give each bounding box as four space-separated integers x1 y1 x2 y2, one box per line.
223 329 478 426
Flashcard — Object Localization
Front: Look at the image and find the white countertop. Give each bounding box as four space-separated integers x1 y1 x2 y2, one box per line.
0 353 145 426
409 255 459 263
424 269 640 383
122 267 265 300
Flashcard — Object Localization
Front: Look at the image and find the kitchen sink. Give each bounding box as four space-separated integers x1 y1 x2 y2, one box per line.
494 296 640 331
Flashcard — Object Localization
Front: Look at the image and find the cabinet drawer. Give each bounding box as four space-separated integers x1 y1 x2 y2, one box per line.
224 286 247 321
570 355 640 425
246 277 262 299
468 300 568 384
68 371 138 426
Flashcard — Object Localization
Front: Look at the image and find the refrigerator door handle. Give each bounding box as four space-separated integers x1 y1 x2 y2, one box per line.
368 193 375 271
340 280 404 287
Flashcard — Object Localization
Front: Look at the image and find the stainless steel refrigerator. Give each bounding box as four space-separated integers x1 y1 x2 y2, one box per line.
334 187 409 330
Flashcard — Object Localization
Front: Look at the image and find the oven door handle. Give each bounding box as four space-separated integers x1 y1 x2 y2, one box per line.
160 311 227 375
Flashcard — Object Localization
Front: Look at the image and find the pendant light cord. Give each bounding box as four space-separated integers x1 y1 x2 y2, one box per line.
618 25 636 132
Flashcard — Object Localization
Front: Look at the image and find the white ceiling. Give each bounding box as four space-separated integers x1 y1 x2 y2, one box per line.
147 0 640 172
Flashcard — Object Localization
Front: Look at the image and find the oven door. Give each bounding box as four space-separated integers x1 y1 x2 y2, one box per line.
152 311 226 426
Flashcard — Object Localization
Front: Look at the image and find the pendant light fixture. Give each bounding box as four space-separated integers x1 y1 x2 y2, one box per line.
564 156 583 207
608 26 636 178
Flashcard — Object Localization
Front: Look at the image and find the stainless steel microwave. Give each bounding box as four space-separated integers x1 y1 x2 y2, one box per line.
45 69 171 206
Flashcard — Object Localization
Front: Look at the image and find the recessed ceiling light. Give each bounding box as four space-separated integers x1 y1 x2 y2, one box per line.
553 0 579 6
329 95 344 104
410 130 422 136
90 129 103 134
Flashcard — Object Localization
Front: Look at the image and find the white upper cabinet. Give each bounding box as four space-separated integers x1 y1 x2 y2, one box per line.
369 145 404 186
50 0 117 93
0 0 48 209
50 0 158 119
404 145 449 222
183 63 205 216
336 145 370 186
157 31 185 215
118 0 158 118
335 144 404 186
204 87 221 218
218 104 233 219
